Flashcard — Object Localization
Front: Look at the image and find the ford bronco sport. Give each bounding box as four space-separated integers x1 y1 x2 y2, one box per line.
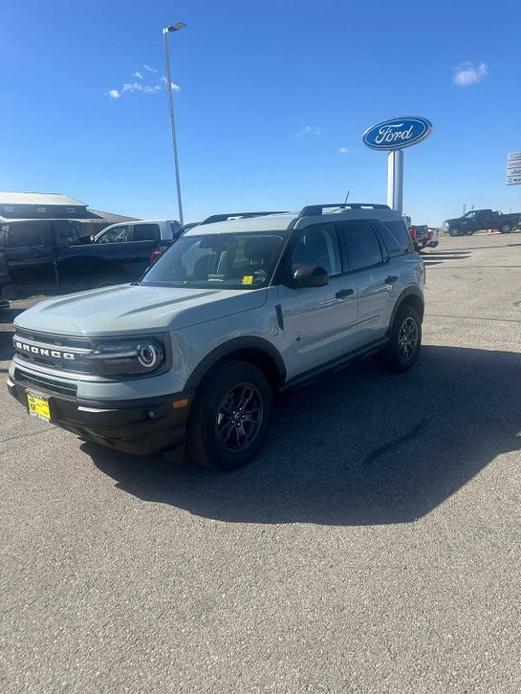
8 203 425 470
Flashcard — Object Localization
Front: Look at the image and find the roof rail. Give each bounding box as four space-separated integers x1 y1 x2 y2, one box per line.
298 203 390 218
200 211 288 225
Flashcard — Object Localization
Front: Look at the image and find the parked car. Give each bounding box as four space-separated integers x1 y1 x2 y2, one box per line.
408 225 439 250
8 202 424 470
2 218 177 289
443 209 521 236
0 223 10 307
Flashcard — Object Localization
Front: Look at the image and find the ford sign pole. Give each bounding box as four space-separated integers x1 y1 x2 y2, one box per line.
363 117 432 214
387 150 404 213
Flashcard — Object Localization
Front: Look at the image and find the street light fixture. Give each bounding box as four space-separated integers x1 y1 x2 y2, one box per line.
162 21 186 226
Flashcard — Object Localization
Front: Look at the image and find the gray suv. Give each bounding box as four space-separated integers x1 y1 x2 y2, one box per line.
8 203 425 470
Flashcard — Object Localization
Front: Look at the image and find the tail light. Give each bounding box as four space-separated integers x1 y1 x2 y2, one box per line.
408 226 417 241
149 248 164 266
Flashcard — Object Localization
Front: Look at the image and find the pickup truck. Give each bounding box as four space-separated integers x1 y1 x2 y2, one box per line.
1 218 176 291
443 209 521 236
0 224 10 307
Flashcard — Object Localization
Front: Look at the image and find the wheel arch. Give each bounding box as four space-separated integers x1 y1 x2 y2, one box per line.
389 287 425 327
185 337 287 392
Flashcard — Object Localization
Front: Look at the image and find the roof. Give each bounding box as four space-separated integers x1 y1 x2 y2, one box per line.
184 213 295 236
183 204 403 236
0 192 87 207
88 209 140 223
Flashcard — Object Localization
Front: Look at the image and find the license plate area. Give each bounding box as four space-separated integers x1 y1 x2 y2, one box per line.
27 392 51 422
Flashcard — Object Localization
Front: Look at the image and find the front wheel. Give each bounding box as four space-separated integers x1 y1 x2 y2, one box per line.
382 304 422 372
448 227 460 237
187 360 273 470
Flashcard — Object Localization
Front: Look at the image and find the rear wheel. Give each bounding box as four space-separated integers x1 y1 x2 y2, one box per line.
187 360 273 470
499 223 512 233
382 303 422 372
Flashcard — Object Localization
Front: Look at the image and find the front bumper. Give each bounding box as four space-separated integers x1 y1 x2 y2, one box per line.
7 370 193 456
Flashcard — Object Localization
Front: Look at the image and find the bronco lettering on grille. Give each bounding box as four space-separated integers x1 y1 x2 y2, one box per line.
15 340 76 361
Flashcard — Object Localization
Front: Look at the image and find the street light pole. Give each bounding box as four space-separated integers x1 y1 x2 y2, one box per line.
162 22 186 226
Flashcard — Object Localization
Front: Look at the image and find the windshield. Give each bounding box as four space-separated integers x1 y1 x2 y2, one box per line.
142 231 287 289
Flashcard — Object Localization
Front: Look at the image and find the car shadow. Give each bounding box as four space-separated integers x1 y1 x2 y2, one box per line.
85 345 521 526
422 250 472 266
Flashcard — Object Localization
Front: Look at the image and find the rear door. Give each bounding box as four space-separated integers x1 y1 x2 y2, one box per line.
5 220 54 282
338 220 396 345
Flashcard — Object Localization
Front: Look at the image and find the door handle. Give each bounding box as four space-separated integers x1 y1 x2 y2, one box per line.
335 288 354 299
385 275 398 284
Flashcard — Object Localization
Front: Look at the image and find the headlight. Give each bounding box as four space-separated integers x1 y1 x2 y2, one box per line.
90 338 165 377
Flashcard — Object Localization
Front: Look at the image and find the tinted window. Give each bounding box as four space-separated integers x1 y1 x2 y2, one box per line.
143 232 286 290
132 224 160 241
340 221 383 271
97 225 130 243
7 221 49 248
291 224 342 276
380 220 413 256
170 221 183 238
54 220 91 245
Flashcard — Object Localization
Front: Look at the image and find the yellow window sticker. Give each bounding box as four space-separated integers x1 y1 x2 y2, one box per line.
242 275 254 285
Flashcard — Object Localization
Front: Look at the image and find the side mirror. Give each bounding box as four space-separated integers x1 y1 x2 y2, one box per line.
290 264 329 288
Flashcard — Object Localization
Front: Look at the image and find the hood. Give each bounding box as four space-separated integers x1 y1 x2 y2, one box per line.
14 284 268 337
444 217 461 225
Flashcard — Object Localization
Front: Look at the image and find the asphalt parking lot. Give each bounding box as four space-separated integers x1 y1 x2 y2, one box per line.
1 232 520 693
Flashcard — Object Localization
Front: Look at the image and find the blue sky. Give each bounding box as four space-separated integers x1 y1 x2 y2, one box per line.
1 0 520 225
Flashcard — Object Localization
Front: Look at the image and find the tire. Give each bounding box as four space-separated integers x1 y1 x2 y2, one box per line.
382 303 422 372
187 360 273 470
499 224 512 234
448 227 460 237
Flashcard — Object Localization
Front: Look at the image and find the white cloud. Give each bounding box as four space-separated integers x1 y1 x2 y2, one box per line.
297 125 322 136
121 81 162 94
453 61 488 87
105 65 180 99
160 76 181 92
143 63 158 73
338 146 349 153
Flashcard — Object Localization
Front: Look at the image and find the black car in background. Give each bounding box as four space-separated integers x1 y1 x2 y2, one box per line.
0 223 10 307
1 218 174 291
444 209 521 236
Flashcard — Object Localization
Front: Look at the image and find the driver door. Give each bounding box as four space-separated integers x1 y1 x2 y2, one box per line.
277 223 359 379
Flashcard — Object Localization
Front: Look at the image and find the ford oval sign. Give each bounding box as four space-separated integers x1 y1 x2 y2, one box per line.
363 116 432 151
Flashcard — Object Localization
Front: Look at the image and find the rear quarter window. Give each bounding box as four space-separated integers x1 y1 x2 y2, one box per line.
379 220 413 256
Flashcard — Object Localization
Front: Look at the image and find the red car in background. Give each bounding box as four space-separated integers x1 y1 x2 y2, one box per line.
408 224 439 251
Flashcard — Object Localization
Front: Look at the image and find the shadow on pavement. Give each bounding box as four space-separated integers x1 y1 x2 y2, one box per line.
86 345 521 526
422 251 472 266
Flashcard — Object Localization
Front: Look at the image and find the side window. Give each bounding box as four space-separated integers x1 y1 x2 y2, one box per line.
291 224 342 276
340 221 384 271
97 225 130 243
379 220 413 256
54 220 88 245
132 224 160 241
6 222 48 248
170 221 182 238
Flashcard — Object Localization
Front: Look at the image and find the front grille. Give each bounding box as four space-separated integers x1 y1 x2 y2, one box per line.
13 328 94 374
14 368 78 397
